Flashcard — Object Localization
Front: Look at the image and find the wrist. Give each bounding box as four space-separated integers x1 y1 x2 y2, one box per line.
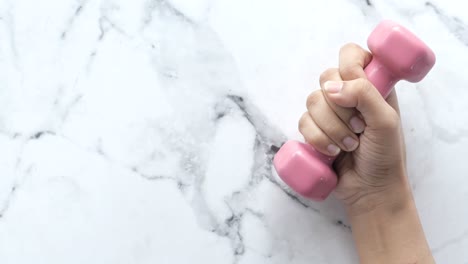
346 175 435 264
350 199 434 264
345 172 413 217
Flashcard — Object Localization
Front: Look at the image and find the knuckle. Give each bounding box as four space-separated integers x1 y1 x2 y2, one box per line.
340 64 361 80
340 42 360 54
297 114 328 146
319 68 338 84
298 112 309 132
355 78 373 96
304 129 326 146
306 91 322 108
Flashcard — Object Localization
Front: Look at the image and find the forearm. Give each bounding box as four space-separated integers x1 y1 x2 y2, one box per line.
348 181 435 264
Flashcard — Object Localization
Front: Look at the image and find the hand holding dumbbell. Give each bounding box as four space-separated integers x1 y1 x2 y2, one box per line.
274 20 436 201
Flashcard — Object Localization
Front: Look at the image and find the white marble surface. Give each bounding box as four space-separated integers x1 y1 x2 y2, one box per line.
0 0 467 263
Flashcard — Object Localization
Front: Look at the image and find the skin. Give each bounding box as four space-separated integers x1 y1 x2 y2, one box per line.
299 43 435 263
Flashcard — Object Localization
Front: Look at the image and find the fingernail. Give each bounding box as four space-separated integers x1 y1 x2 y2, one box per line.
350 116 365 133
324 81 343 93
327 144 341 156
343 137 358 151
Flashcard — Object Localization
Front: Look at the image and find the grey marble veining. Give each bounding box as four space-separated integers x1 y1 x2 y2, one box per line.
0 0 467 263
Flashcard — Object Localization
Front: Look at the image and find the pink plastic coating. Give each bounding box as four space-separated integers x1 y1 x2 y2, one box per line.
273 20 436 201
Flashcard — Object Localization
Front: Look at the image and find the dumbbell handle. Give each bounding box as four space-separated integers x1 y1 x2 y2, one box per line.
364 58 399 98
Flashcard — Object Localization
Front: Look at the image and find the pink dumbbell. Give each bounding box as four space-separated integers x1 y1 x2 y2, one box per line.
273 20 436 201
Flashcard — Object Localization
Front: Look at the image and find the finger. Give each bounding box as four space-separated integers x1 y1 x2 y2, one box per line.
338 43 400 119
298 112 341 156
324 78 399 130
306 91 360 152
319 68 367 134
339 43 373 80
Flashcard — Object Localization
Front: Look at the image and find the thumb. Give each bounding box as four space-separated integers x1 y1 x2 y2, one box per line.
323 78 400 130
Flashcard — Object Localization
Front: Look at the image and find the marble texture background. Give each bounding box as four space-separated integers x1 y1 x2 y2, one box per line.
0 0 467 263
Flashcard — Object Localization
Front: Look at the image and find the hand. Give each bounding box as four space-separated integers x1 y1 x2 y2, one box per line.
299 43 410 215
300 43 434 263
